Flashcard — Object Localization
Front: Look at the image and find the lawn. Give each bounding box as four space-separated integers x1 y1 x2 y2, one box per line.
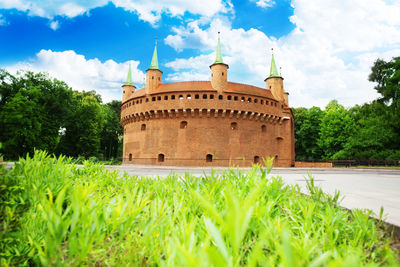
1 151 399 266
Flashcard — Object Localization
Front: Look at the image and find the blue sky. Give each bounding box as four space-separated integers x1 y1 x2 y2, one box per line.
1 0 399 107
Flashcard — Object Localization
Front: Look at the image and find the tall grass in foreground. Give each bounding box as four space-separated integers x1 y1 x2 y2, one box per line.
0 151 399 266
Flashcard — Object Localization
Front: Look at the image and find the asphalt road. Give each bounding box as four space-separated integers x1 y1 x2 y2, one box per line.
106 165 400 226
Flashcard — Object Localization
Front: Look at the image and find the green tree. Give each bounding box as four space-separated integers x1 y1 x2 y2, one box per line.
369 57 400 108
100 100 123 159
318 100 355 159
293 106 324 161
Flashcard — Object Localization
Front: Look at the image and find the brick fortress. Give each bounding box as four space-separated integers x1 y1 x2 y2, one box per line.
120 35 295 167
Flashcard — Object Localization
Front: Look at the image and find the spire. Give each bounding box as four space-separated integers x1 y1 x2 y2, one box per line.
269 48 281 78
125 62 133 85
214 31 224 64
149 38 159 70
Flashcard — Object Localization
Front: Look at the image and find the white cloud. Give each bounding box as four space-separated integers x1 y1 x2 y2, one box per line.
6 50 145 103
0 14 8 26
49 20 59 30
162 0 400 108
0 0 231 25
250 0 275 9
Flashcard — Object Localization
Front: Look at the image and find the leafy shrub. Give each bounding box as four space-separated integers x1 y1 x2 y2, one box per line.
0 151 398 266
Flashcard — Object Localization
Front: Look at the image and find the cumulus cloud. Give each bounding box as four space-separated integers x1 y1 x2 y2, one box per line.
162 0 400 108
6 49 145 103
49 20 59 30
0 14 8 26
251 0 275 9
0 0 231 25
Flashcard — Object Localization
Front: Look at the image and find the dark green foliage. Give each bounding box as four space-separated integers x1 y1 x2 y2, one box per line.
0 69 122 160
293 106 324 161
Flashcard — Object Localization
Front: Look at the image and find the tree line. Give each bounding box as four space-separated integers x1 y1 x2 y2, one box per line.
293 57 400 161
0 70 122 161
0 57 399 162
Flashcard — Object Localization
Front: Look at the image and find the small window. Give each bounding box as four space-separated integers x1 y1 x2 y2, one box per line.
231 122 238 130
222 72 224 76
179 95 183 100
171 95 176 100
234 96 238 101
157 96 161 101
269 86 271 89
206 154 213 162
152 76 154 80
158 154 165 162
218 95 223 100
210 95 214 99
141 124 146 131
248 98 252 102
164 96 168 100
152 97 156 101
203 94 207 99
158 77 160 81
261 125 267 132
140 99 142 103
261 100 264 104
187 94 191 99
123 90 125 93
254 156 260 164
195 94 199 99
180 121 188 129
129 153 132 161
241 97 245 102
146 98 149 102
227 95 232 100
254 99 258 103
136 100 139 104
266 101 269 105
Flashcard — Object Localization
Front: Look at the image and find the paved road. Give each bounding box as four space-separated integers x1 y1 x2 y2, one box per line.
106 165 400 226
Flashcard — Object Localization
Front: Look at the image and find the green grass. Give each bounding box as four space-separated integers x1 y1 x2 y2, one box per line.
0 151 399 266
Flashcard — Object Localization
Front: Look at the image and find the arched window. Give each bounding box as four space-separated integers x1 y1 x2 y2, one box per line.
164 95 168 100
227 95 232 100
129 153 132 161
179 95 183 99
152 76 154 80
210 95 214 99
140 99 142 103
222 72 224 76
146 98 149 102
254 156 260 164
241 97 245 102
157 96 161 101
203 94 207 99
141 124 146 131
218 95 223 100
180 121 188 129
123 90 125 93
195 94 199 99
231 122 238 130
158 154 165 162
152 97 156 101
171 95 175 100
248 98 252 102
158 77 160 81
260 100 264 104
261 125 267 132
187 94 191 99
234 96 238 101
206 154 213 162
254 99 258 103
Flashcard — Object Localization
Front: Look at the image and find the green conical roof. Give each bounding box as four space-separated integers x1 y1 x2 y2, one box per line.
149 42 159 70
214 32 224 64
125 62 133 85
269 50 281 78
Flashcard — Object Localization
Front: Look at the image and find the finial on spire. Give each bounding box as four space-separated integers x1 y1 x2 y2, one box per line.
214 31 224 64
149 38 159 70
125 61 133 85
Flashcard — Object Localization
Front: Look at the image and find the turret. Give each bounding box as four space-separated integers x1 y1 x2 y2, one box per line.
146 41 162 94
265 49 288 106
210 32 229 94
122 62 136 102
